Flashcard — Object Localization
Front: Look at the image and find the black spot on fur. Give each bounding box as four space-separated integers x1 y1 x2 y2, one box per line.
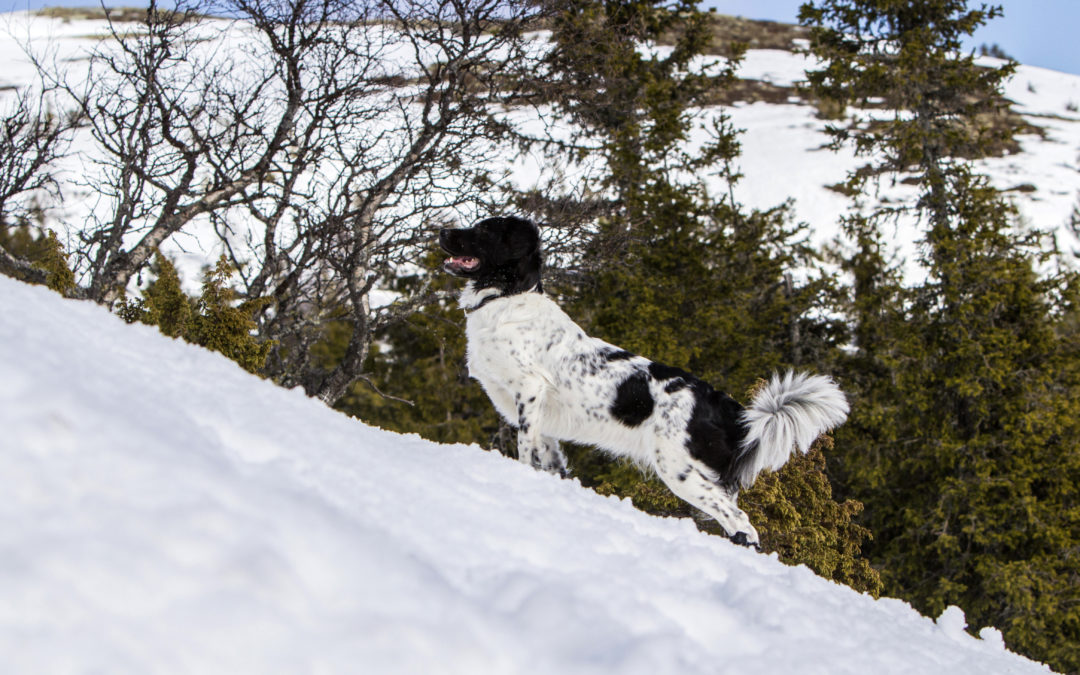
648 362 692 381
611 372 654 427
603 348 635 362
649 362 693 393
685 389 748 483
640 359 749 482
516 399 528 432
574 352 604 377
664 379 687 394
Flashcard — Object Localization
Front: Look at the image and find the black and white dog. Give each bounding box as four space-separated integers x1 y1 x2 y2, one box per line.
440 216 848 548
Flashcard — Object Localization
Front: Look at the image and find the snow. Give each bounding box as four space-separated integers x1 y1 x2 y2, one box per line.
736 48 815 88
0 275 1055 673
719 51 1080 274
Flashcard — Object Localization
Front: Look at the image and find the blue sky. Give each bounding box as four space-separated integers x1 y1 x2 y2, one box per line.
707 0 1080 75
3 0 1078 75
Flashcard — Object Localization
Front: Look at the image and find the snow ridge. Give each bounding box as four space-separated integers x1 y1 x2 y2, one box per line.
0 273 1053 674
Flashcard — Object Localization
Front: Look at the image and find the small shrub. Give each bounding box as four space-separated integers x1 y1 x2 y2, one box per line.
121 253 271 374
0 224 75 296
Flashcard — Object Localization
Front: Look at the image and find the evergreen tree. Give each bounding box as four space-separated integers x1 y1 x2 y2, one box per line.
121 253 271 374
0 224 75 295
802 1 1080 668
131 252 193 339
189 257 274 374
540 0 879 592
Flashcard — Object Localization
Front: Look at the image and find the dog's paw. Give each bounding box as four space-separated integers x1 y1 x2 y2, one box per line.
729 531 761 551
543 464 570 479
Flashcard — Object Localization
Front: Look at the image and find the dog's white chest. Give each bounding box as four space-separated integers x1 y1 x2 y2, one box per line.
464 293 566 383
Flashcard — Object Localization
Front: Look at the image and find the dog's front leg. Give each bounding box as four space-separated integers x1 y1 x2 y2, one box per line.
537 436 568 478
513 389 568 478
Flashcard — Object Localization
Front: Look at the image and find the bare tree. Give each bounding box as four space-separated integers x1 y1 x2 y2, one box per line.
30 0 549 404
0 78 80 284
43 0 322 304
218 0 548 403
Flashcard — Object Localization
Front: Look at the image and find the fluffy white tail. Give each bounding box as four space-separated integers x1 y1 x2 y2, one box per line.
734 371 849 489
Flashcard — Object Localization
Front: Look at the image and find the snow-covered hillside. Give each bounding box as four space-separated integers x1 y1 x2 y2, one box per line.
0 276 1054 673
722 48 1080 269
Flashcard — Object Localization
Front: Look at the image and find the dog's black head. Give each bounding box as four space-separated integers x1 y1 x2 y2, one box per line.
439 216 543 295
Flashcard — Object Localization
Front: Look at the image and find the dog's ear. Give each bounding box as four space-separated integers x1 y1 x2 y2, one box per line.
502 217 540 259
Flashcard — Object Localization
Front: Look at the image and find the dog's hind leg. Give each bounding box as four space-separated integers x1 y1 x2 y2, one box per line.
653 449 760 548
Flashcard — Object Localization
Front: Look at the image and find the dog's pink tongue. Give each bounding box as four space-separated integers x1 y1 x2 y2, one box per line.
447 256 479 269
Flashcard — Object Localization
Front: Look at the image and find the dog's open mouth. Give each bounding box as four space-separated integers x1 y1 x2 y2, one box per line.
444 255 480 273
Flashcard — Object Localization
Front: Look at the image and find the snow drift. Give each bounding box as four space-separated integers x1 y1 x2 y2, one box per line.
0 275 1053 673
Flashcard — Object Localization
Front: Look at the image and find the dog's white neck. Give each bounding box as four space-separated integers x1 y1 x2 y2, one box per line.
458 283 502 312
459 281 539 313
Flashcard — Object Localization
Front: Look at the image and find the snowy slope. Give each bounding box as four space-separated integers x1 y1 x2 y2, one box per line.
0 275 1054 673
726 49 1080 265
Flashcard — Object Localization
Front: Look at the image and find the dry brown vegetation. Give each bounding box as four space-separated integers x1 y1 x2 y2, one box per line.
702 78 797 106
703 12 811 56
35 5 209 22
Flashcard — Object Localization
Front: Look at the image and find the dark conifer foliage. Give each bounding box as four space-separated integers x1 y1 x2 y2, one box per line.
0 225 76 296
802 1 1080 669
120 253 272 374
331 252 503 449
536 0 879 591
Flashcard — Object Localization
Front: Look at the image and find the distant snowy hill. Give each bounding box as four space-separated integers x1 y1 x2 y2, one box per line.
0 276 1054 673
2 10 1080 284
